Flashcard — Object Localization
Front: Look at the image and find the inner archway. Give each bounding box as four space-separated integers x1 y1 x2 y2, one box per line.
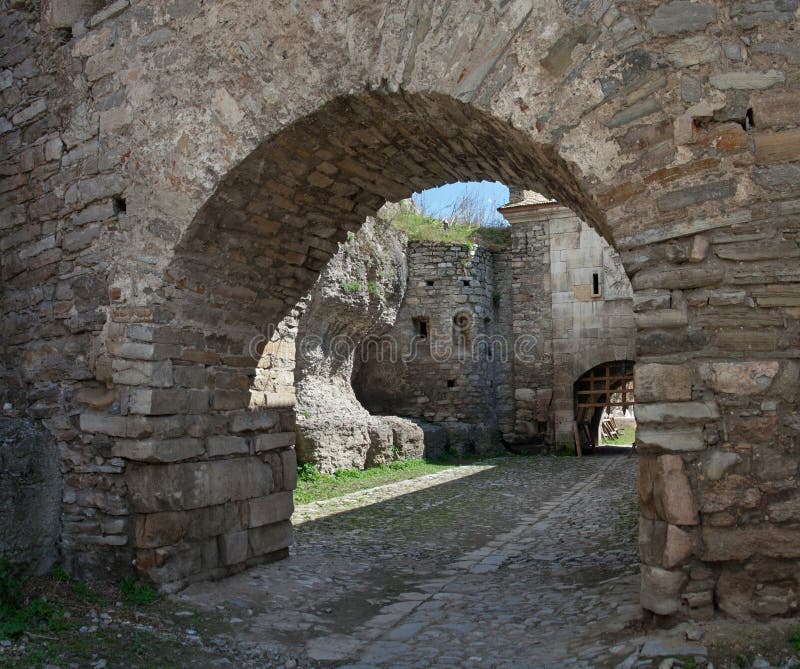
118 90 619 588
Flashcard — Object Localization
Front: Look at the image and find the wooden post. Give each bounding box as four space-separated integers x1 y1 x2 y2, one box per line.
572 421 583 458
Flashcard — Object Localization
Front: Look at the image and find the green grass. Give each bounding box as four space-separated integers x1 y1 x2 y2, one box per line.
294 458 456 505
601 423 636 445
790 628 800 652
341 280 361 293
386 203 510 248
120 577 159 605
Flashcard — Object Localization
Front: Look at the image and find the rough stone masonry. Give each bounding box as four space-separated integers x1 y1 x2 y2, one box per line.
0 0 799 621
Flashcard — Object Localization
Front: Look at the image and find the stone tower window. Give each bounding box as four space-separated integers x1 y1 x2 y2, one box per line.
447 379 456 388
414 317 429 339
462 279 471 287
426 279 435 287
592 272 601 297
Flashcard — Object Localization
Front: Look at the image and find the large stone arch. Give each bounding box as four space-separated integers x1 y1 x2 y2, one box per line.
1 0 798 618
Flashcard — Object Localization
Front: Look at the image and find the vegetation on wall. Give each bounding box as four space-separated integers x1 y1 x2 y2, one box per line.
382 200 510 248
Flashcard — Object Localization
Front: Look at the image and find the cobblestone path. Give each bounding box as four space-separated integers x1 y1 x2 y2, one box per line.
179 453 642 668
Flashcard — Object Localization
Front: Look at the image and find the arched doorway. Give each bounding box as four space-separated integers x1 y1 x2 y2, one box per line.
573 360 635 454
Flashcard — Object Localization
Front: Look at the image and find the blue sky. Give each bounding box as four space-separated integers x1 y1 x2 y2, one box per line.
412 181 510 226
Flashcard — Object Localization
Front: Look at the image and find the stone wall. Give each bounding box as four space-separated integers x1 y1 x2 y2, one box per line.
295 217 425 472
0 416 61 576
547 205 636 444
1 0 799 620
355 242 499 422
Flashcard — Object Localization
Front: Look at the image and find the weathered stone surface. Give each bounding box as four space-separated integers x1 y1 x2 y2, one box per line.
709 70 785 90
254 431 295 452
640 565 688 615
112 438 203 463
383 416 425 459
703 449 741 481
754 130 800 165
635 401 719 424
206 436 249 457
249 520 293 556
632 266 724 290
663 524 694 568
698 361 779 395
640 455 699 524
635 364 692 403
127 458 272 512
218 530 248 566
648 1 716 34
0 418 61 575
701 526 800 561
656 180 736 212
664 36 720 68
248 492 294 528
637 426 704 453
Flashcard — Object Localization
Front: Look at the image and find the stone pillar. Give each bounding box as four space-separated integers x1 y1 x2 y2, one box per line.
627 227 800 620
502 202 555 445
75 304 297 589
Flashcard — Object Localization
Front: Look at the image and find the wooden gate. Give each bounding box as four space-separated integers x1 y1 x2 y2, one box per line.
575 360 635 412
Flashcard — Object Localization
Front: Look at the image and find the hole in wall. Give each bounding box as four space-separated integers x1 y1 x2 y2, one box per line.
446 379 456 388
113 197 127 214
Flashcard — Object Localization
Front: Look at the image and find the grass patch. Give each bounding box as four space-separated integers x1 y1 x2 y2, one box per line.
120 577 159 605
790 628 800 652
341 280 361 293
294 458 456 505
386 202 509 248
602 423 636 445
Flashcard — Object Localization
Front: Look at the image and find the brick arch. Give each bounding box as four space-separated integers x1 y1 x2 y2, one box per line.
1 0 797 620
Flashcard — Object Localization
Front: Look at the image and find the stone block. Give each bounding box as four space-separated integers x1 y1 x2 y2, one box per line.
703 449 741 481
640 565 688 616
635 363 692 403
112 359 173 387
639 516 667 566
710 70 785 90
698 361 779 395
218 530 248 566
127 388 209 415
663 524 694 568
248 520 293 557
637 426 704 452
664 36 721 68
41 0 105 28
750 90 800 130
248 492 294 528
135 503 241 549
254 431 296 452
112 437 203 463
281 448 297 491
754 130 800 165
383 416 425 459
701 527 800 561
207 435 249 457
635 401 719 424
656 180 736 212
640 455 699 525
231 409 280 432
126 457 272 512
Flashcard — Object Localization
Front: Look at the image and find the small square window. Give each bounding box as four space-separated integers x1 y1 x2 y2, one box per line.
426 279 435 287
462 280 471 287
447 379 456 388
414 317 429 339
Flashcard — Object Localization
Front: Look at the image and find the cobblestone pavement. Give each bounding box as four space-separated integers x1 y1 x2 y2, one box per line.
179 452 643 668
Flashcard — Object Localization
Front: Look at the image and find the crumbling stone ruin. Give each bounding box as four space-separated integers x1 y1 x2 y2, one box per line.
1 0 799 621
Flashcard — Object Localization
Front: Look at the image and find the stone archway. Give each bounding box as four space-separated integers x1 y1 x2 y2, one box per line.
1 0 798 620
